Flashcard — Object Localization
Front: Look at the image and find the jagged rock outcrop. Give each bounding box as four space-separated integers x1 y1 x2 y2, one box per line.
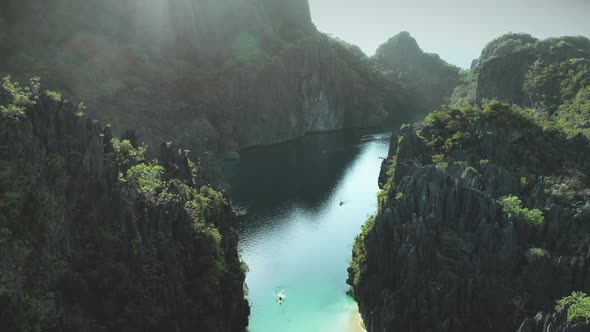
0 80 249 331
476 48 537 104
452 33 590 108
374 32 424 68
0 0 399 153
373 31 462 114
225 34 389 147
518 308 590 332
349 102 590 331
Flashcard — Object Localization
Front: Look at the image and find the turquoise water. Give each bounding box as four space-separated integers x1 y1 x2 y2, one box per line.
225 131 390 332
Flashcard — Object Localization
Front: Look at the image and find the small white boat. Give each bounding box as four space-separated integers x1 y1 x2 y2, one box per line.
277 291 286 305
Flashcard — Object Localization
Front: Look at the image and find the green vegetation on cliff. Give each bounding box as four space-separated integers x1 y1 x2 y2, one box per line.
498 195 544 228
556 292 590 322
0 0 413 157
452 33 590 117
350 215 375 288
524 58 590 114
352 32 590 332
556 86 590 138
0 75 39 121
478 33 538 64
349 97 590 331
0 77 249 332
419 100 590 202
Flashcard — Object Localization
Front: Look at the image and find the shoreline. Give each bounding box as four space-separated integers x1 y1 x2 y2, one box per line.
348 310 367 332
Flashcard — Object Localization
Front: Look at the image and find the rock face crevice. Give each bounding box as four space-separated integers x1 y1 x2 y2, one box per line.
349 106 590 331
0 86 249 331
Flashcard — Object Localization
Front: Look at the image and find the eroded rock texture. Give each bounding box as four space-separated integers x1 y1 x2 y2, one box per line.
349 103 590 331
0 85 249 331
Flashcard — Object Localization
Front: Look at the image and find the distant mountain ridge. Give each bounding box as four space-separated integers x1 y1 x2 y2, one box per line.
452 33 590 108
373 31 462 115
350 32 590 332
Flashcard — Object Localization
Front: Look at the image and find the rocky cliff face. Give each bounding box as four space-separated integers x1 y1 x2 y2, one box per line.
374 32 424 68
349 101 590 331
373 32 462 115
0 0 397 153
475 48 537 104
227 35 389 147
0 80 249 331
452 33 538 105
452 33 590 108
518 307 590 332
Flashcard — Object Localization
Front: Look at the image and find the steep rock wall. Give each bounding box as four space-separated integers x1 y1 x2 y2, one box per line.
0 0 394 152
0 83 249 331
349 103 590 331
227 36 387 147
476 48 537 104
452 33 590 109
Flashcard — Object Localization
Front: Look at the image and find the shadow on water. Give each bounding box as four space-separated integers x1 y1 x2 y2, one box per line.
223 129 387 234
223 128 392 332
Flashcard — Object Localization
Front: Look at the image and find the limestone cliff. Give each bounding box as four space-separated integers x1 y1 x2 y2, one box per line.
0 0 397 153
476 47 537 104
349 101 590 331
0 79 249 331
373 32 462 115
518 307 590 332
452 33 590 108
227 35 390 147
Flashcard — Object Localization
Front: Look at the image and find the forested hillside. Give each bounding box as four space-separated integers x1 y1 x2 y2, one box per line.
0 77 249 331
452 33 590 139
350 100 590 331
2 1 589 331
0 0 410 155
351 33 590 332
374 31 462 115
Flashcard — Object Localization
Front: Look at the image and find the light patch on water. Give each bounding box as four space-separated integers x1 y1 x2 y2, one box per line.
229 132 390 332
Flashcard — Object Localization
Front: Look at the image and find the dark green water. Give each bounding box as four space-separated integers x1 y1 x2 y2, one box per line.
224 130 390 332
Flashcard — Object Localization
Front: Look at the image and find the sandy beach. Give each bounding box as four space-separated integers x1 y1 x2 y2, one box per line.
348 311 367 332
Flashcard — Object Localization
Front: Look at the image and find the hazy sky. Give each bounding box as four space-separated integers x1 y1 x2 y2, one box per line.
308 0 590 68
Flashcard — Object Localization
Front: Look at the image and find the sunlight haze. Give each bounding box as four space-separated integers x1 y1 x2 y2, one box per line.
308 0 590 68
3 1 590 331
